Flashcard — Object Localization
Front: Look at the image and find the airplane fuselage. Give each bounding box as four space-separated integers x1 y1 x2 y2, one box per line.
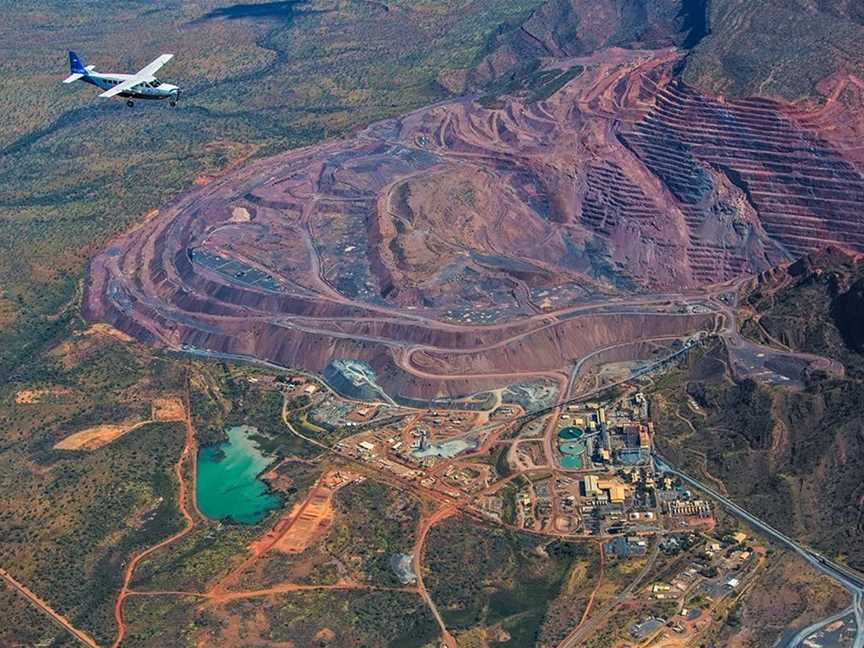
81 72 178 100
63 51 179 106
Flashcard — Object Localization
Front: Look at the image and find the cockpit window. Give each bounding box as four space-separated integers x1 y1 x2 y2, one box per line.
149 80 161 88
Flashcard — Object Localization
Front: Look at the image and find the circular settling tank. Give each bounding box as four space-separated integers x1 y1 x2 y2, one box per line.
560 455 583 469
558 426 584 440
558 440 587 455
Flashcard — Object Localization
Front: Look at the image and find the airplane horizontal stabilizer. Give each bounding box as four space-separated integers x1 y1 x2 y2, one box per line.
63 73 84 84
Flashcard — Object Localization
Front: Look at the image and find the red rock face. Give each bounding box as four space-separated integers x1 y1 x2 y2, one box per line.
619 78 864 266
85 48 864 400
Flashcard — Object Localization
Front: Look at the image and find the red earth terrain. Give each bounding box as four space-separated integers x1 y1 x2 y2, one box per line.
85 46 864 401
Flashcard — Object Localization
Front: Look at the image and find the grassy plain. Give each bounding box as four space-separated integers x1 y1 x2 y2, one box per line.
197 589 440 647
0 578 75 647
0 324 189 643
324 479 420 586
121 593 201 648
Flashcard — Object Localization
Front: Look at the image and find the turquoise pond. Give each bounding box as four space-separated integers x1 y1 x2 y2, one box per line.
196 425 282 525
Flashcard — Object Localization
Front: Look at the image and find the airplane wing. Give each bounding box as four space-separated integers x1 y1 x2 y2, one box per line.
135 53 173 78
99 76 146 98
98 54 173 98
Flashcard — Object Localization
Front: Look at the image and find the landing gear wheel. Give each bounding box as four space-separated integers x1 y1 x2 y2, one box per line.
126 100 134 107
169 100 176 107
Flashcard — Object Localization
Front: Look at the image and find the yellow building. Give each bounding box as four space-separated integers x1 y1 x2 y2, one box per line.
583 475 629 503
604 482 628 503
597 478 628 503
583 474 601 497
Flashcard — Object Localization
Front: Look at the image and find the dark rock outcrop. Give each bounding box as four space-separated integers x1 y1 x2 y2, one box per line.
833 278 864 353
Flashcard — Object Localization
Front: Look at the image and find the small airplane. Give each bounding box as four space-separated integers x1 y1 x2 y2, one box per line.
62 51 180 107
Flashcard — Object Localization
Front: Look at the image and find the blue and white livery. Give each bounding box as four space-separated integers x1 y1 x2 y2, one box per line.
62 51 180 107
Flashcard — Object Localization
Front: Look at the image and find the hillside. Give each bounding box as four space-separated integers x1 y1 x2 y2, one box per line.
683 0 864 99
442 0 864 102
739 247 864 376
439 0 691 93
652 249 864 570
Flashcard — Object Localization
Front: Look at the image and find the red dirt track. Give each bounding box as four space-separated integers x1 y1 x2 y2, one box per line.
111 385 197 648
85 47 864 401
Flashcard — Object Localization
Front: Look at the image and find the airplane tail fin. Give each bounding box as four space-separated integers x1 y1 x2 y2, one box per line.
69 51 87 75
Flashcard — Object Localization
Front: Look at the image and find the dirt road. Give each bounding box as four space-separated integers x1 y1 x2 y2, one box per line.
557 544 660 648
413 505 458 648
207 474 331 599
0 567 99 648
111 382 198 648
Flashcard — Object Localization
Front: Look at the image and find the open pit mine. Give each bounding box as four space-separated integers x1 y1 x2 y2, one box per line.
85 47 864 402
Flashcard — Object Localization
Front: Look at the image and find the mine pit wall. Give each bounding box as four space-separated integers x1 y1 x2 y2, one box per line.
572 338 688 380
409 312 719 376
620 79 864 263
87 302 524 402
85 254 717 402
82 46 864 403
119 224 574 350
171 254 378 320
